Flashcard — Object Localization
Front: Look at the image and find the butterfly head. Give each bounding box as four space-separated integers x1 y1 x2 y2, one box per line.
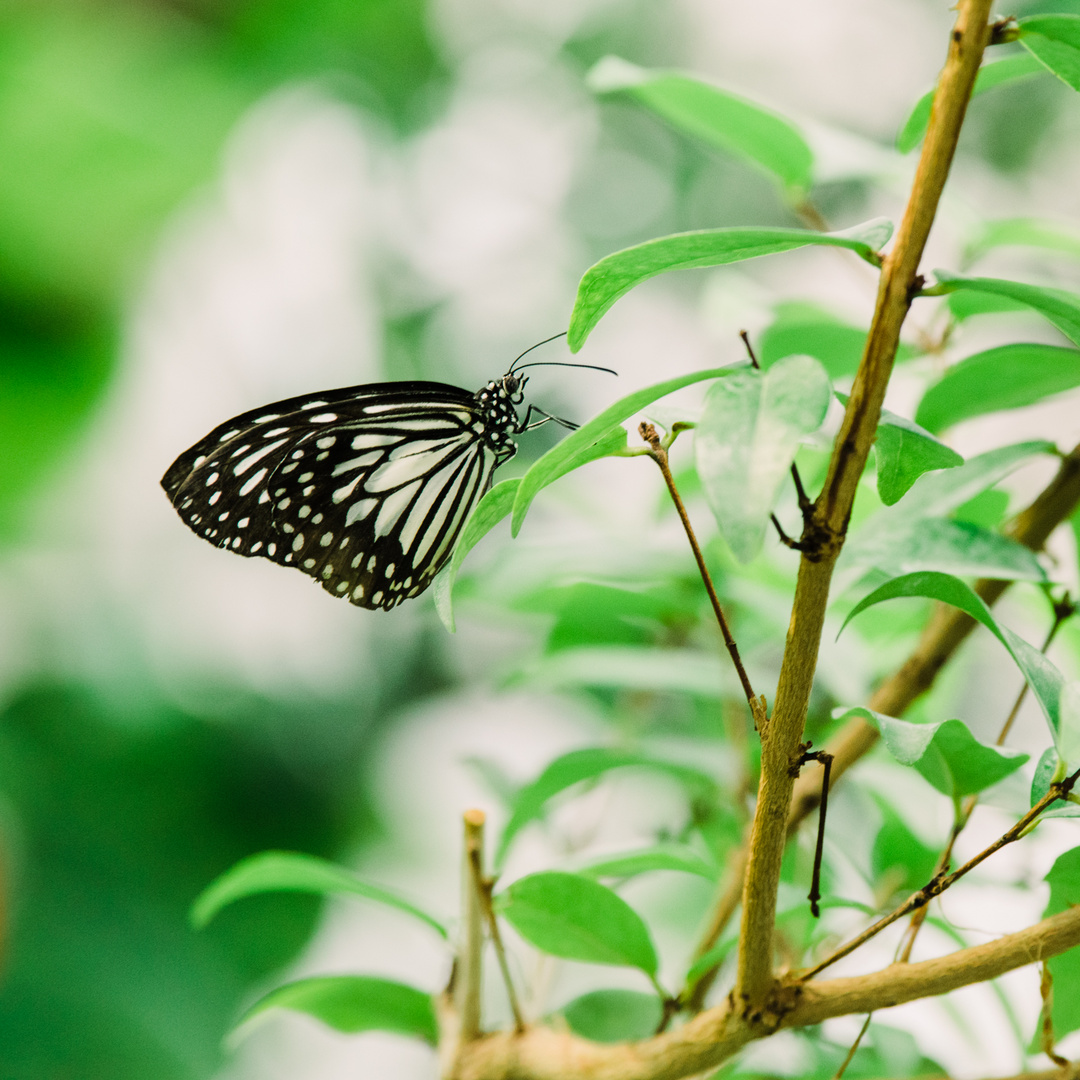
498 371 528 403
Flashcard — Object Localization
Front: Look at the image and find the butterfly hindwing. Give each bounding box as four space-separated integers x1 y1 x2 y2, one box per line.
163 381 510 610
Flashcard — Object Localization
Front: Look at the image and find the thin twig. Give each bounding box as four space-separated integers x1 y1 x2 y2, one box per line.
832 1013 872 1080
683 442 1080 1012
800 766 1080 981
466 818 526 1034
793 747 833 919
998 594 1074 746
459 810 487 1041
639 422 759 709
896 595 1075 963
771 513 803 550
1040 962 1071 1068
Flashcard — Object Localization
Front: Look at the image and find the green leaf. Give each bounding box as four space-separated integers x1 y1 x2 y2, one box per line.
870 796 941 898
897 53 1046 153
516 644 728 697
496 871 659 977
496 746 718 868
929 272 1080 346
850 397 963 505
510 366 733 536
190 851 447 937
842 442 1054 580
695 354 831 562
758 303 919 378
586 56 813 199
514 581 692 653
435 425 629 630
964 217 1080 266
1043 846 1080 1037
560 989 662 1043
844 515 1047 582
233 975 438 1044
915 343 1080 433
568 219 893 351
684 932 738 986
1029 747 1080 819
877 441 1055 520
578 844 718 882
839 571 1065 750
946 290 1032 321
1019 15 1080 93
837 708 1028 798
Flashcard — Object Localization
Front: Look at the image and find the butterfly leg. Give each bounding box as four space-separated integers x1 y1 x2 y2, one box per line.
519 405 578 432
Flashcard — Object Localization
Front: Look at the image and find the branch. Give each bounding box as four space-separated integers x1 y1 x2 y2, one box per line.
687 438 1080 1008
446 905 1080 1080
733 0 996 1010
789 440 1080 826
457 809 487 1041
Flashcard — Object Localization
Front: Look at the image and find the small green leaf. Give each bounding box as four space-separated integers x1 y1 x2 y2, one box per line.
496 871 658 976
897 54 1046 153
560 989 662 1043
514 581 691 653
1043 846 1080 1038
190 851 446 937
837 708 1028 798
854 398 963 505
233 975 438 1044
684 932 738 986
915 343 1080 433
1029 747 1080 819
695 354 831 562
1059 681 1080 769
510 367 732 536
843 516 1046 582
946 290 1032 321
879 441 1055 519
871 796 941 898
586 56 813 199
434 426 628 631
568 219 893 351
758 303 919 378
839 571 1065 750
578 844 719 882
1019 15 1080 92
929 272 1080 346
516 644 727 698
496 746 718 868
964 217 1080 266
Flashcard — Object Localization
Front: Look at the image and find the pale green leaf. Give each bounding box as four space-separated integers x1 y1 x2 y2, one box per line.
190 851 446 937
568 219 893 350
695 354 831 562
586 56 813 199
233 976 437 1044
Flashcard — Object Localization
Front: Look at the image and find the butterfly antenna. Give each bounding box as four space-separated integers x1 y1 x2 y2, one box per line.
507 331 618 377
508 331 568 371
512 359 619 376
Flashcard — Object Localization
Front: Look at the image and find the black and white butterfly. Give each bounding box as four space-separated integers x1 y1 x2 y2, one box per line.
161 337 613 611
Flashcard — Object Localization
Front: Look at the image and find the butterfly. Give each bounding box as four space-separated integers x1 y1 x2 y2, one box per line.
161 336 614 611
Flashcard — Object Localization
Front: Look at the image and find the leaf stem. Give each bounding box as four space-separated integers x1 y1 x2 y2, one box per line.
638 422 759 712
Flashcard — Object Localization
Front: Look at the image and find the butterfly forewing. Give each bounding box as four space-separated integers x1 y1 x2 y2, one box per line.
162 380 517 610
